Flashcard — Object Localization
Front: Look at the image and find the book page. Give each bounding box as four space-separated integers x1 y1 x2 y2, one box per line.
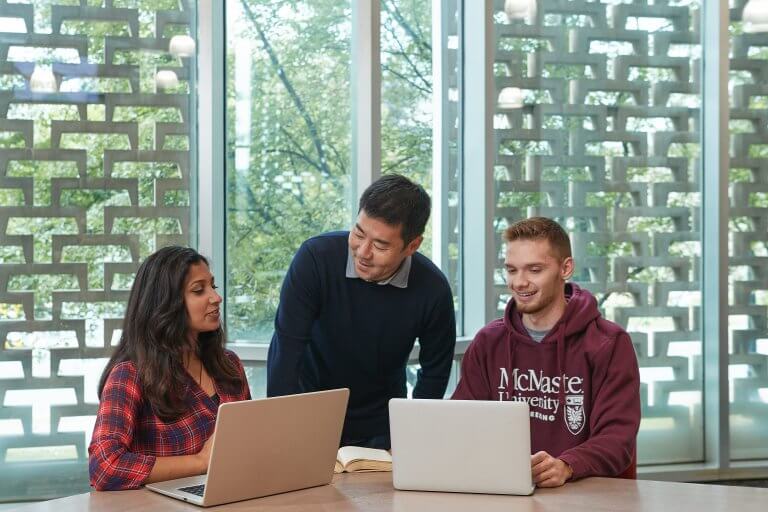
336 446 392 472
337 446 392 466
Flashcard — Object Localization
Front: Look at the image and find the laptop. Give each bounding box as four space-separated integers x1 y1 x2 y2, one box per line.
146 388 349 507
389 399 534 495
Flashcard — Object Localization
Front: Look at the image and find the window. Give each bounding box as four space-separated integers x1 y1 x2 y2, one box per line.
728 6 768 461
225 0 353 348
224 1 463 395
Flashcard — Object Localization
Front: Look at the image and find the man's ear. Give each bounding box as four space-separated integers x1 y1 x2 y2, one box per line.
561 256 574 281
404 235 423 256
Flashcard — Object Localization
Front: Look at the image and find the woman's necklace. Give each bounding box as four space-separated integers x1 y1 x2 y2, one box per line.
186 354 204 389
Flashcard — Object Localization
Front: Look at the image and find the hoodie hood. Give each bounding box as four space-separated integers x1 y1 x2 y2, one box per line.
504 282 600 342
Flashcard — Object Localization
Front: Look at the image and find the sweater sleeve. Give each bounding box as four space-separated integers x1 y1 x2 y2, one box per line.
267 241 322 396
558 333 640 479
413 286 456 399
88 364 156 490
451 331 494 401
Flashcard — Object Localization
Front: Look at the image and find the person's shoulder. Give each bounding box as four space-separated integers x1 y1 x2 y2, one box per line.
101 360 142 399
469 318 507 348
107 360 139 382
300 231 348 260
477 318 506 337
411 252 451 289
303 231 348 248
585 316 633 355
223 349 244 368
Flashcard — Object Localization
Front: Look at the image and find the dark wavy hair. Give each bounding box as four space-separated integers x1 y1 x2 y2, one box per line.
98 246 242 421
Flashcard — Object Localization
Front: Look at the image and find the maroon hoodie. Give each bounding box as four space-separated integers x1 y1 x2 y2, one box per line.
452 283 640 480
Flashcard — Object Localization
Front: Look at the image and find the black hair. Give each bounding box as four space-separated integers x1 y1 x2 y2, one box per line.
358 173 431 245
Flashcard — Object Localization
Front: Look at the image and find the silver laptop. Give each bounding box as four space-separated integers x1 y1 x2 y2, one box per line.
389 399 534 495
146 388 349 507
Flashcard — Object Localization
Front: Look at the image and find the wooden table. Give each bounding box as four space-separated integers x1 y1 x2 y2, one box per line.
12 472 768 511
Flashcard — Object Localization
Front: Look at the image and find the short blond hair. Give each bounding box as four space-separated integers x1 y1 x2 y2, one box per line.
504 217 572 260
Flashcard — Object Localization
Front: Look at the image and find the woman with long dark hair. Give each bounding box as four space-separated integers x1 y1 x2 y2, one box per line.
88 246 250 491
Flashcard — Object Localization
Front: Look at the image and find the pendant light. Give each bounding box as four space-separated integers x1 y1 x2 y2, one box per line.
498 87 524 109
743 0 768 33
169 34 196 57
155 70 179 89
29 65 57 93
504 0 537 22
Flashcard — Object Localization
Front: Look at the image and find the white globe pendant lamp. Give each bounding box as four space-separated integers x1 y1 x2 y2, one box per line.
498 87 524 109
155 69 179 89
504 0 537 22
30 65 57 93
169 34 196 57
743 0 768 33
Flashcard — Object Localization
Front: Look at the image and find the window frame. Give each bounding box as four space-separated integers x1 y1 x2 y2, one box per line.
196 0 768 481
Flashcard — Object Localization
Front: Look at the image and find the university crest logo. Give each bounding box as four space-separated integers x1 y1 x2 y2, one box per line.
564 395 585 435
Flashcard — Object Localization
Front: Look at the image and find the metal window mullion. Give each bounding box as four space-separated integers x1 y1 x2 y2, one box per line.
197 0 226 297
462 0 496 335
702 0 730 473
352 0 381 211
432 0 447 271
432 0 463 334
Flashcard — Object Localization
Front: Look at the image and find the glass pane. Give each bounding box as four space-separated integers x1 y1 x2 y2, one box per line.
728 0 768 461
380 0 462 333
492 1 703 464
225 0 353 346
0 0 197 499
381 0 433 188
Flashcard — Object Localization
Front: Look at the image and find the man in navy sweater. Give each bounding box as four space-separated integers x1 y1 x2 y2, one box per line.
267 174 456 449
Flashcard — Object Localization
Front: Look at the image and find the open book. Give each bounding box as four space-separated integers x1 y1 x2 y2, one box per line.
333 446 392 473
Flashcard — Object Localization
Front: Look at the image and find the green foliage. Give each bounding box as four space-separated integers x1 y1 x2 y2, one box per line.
586 192 634 209
225 0 434 341
587 241 633 257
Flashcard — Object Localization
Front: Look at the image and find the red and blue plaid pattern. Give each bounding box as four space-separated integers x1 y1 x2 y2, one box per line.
88 350 251 490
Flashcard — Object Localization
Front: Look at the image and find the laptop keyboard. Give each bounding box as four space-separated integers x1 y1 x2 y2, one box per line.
178 484 205 497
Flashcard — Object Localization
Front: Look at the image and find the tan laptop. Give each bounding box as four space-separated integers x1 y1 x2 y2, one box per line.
146 388 349 507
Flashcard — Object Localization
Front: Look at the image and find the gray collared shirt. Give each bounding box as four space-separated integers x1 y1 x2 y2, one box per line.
345 249 411 288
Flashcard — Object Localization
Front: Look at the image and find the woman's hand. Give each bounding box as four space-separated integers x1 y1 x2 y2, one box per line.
196 435 214 474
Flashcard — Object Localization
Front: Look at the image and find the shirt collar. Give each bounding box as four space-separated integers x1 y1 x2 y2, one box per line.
345 249 411 288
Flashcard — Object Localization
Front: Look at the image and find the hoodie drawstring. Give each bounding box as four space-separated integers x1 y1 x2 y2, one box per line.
555 321 567 419
506 330 517 395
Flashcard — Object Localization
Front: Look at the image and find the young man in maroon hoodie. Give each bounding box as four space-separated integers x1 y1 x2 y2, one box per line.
452 217 640 487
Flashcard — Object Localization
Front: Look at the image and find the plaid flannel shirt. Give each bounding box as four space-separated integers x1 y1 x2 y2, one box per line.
88 350 251 490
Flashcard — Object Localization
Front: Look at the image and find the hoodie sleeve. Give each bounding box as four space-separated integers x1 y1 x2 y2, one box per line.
451 332 494 401
558 332 640 479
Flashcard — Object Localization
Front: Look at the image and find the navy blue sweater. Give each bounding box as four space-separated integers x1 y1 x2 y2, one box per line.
267 232 456 446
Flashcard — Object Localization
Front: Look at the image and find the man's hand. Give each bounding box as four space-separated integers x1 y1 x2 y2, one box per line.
531 451 573 488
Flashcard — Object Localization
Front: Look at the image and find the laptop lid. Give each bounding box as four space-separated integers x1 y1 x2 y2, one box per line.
389 399 534 495
147 388 349 507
